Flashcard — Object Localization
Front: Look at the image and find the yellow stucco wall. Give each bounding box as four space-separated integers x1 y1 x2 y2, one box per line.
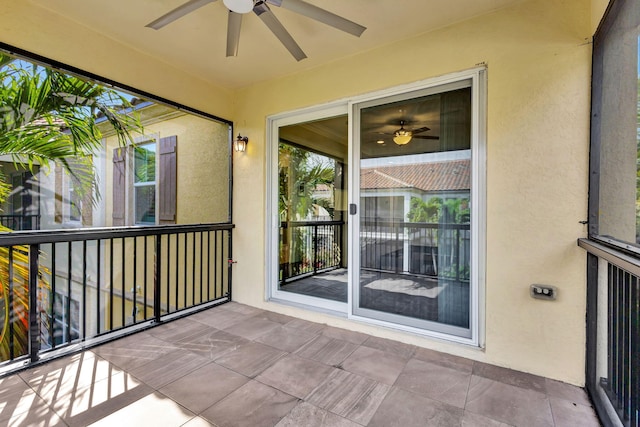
101 107 230 226
0 0 608 386
232 0 593 386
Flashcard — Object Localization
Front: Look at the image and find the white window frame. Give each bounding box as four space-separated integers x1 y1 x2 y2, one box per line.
128 134 159 226
265 67 486 346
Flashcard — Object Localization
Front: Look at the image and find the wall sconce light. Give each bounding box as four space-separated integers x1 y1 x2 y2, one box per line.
234 134 249 152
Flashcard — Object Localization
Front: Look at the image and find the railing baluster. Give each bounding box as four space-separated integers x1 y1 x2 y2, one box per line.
630 275 639 425
28 243 40 363
8 246 14 359
183 232 188 309
154 234 161 323
133 236 137 323
50 244 56 349
206 231 211 300
214 231 218 298
96 240 101 334
166 234 171 314
66 242 72 344
82 241 87 341
144 236 148 320
0 223 233 370
192 232 196 305
121 237 125 329
109 238 114 331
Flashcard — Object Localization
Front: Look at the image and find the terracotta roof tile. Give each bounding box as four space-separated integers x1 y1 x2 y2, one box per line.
361 159 470 192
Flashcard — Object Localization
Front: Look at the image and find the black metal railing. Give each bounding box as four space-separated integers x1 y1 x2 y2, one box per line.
360 219 470 281
603 263 639 426
579 238 639 427
0 222 233 373
279 220 343 283
0 214 40 231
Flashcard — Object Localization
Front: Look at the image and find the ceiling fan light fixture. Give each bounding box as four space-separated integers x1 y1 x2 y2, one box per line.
223 0 254 14
393 130 412 145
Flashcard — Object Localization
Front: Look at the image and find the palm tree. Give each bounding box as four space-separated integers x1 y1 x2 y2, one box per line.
0 52 143 361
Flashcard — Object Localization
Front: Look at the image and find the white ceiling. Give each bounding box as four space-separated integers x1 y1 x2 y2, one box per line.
30 0 519 89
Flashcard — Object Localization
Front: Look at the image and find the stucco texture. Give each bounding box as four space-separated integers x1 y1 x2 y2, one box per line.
231 0 592 385
0 0 603 385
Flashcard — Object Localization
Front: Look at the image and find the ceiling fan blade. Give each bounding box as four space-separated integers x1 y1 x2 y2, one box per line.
410 126 431 135
226 11 242 56
269 0 366 37
254 3 307 61
146 0 217 30
413 135 440 140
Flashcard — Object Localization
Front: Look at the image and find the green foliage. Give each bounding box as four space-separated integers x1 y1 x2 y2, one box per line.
407 196 469 224
0 53 143 361
0 53 143 204
278 143 335 221
0 225 50 361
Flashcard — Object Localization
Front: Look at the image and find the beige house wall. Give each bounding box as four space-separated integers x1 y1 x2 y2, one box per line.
101 108 230 227
0 0 613 386
232 0 594 386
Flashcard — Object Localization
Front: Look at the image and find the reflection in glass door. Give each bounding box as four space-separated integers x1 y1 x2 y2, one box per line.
276 115 349 304
353 82 474 338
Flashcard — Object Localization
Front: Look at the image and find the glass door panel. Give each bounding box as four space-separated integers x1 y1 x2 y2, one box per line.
277 115 348 303
354 82 473 337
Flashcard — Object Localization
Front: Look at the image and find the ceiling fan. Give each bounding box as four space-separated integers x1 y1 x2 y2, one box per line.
146 0 366 62
386 120 439 146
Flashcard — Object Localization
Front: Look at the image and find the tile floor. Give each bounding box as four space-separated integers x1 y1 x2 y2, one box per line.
0 302 601 426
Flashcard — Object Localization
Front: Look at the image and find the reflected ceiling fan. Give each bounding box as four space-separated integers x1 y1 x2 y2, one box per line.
385 120 439 146
146 0 366 61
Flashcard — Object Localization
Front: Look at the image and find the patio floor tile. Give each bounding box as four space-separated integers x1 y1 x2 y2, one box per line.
549 396 600 427
295 335 359 367
395 358 471 408
128 349 210 389
461 411 512 426
222 316 281 340
368 386 464 427
340 345 408 385
275 401 362 427
465 375 554 427
159 362 249 414
0 303 602 427
472 361 547 394
178 328 249 360
256 354 335 399
215 341 286 377
321 326 369 345
307 369 390 425
200 380 298 427
91 333 178 371
254 325 318 353
361 335 416 360
412 346 475 374
52 372 153 426
88 392 196 427
545 378 592 406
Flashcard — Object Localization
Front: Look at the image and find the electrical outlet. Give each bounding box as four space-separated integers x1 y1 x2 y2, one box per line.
530 284 557 300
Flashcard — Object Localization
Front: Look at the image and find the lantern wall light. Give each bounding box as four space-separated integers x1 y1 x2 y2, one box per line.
234 134 249 152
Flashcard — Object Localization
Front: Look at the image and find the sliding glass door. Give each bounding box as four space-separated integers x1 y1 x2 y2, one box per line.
268 69 484 342
351 79 477 339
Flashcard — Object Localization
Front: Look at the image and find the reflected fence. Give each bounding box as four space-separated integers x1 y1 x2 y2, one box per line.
279 220 343 283
0 223 233 375
278 219 470 284
360 219 471 281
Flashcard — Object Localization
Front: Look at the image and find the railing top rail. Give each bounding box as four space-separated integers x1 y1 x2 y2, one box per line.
281 220 345 227
0 222 235 246
578 237 640 277
361 220 470 230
